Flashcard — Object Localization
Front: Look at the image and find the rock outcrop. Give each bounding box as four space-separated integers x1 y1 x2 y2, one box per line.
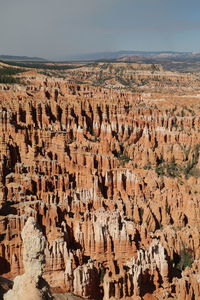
4 217 53 300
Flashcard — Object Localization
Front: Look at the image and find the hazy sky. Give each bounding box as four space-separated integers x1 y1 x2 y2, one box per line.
1 0 200 59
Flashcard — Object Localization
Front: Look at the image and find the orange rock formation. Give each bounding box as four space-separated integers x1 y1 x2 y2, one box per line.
0 66 200 299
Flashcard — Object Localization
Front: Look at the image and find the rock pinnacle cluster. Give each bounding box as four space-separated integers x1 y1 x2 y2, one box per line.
0 62 200 299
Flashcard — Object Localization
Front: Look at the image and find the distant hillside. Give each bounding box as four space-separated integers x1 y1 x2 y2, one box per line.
0 55 46 62
65 50 200 73
65 51 192 61
114 52 200 72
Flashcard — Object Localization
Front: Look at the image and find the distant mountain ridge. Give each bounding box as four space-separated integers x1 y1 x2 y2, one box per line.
0 55 46 61
65 50 200 62
2 51 200 63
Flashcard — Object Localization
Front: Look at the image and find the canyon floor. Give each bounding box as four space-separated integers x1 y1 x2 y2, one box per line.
0 61 200 300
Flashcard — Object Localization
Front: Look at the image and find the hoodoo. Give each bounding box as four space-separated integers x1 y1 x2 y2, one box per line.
0 62 199 299
4 217 53 300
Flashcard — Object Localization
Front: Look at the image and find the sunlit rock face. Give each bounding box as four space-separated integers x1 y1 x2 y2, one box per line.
4 217 53 300
0 66 200 299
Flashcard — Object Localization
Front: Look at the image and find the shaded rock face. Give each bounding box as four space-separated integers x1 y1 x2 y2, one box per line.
0 71 200 300
0 277 13 299
4 217 53 300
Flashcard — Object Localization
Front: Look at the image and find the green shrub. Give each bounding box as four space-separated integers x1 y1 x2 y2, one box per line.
183 144 200 178
113 148 131 165
0 67 25 84
0 67 24 76
165 200 170 214
3 61 81 70
166 159 179 178
155 158 180 178
144 164 152 170
0 75 20 84
118 154 131 164
176 249 194 271
99 267 106 283
189 167 200 178
155 165 165 176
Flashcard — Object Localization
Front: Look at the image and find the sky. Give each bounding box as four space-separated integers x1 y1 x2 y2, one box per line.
1 0 200 60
